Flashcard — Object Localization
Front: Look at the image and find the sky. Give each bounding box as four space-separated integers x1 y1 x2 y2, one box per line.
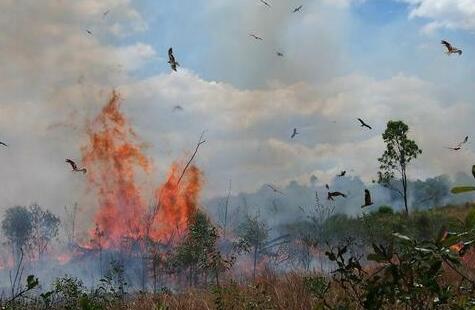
0 0 474 219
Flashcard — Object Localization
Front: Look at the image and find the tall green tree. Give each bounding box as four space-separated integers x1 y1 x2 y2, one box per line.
378 120 422 215
173 210 219 286
235 214 269 281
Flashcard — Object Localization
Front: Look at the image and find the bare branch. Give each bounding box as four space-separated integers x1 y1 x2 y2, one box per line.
177 131 206 186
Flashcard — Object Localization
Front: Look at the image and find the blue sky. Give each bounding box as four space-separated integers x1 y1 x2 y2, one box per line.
0 0 475 216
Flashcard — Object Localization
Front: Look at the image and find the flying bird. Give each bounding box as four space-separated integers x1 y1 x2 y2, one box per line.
357 118 372 130
0 141 7 147
103 9 110 17
291 128 299 139
65 159 87 174
85 29 93 35
361 189 374 208
266 184 285 195
292 5 303 13
249 34 263 41
173 105 184 112
276 51 284 57
325 184 330 190
168 48 180 71
446 146 462 151
337 171 346 177
327 191 346 201
441 40 462 55
260 0 271 8
457 136 469 147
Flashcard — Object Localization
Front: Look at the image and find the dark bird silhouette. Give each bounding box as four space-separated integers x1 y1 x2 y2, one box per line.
168 48 180 71
266 184 285 195
361 189 374 208
327 191 346 201
86 29 93 35
249 34 263 41
292 5 303 13
66 159 87 174
446 146 462 151
291 128 299 139
457 136 469 147
325 184 330 190
260 0 271 8
0 141 7 147
357 118 372 130
337 171 346 177
441 40 462 55
276 51 284 57
173 105 184 112
103 9 110 17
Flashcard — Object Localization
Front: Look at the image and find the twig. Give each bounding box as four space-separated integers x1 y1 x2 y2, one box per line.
177 131 206 185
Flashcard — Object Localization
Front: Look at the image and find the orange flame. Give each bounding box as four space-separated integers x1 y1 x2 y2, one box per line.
82 91 203 248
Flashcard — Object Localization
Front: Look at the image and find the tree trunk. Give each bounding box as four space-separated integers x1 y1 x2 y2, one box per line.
402 167 409 216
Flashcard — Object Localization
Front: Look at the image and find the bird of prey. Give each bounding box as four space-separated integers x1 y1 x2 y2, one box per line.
168 48 180 71
266 184 285 195
0 141 7 147
276 51 284 57
337 171 346 177
260 0 271 8
291 128 299 139
361 189 374 208
249 34 263 41
292 5 303 13
327 191 346 201
65 159 87 174
173 105 184 112
357 118 372 130
441 40 462 56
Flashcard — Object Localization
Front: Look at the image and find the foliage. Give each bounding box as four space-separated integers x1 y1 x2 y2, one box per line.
2 206 33 257
172 210 220 286
28 203 60 258
325 229 475 309
378 120 422 215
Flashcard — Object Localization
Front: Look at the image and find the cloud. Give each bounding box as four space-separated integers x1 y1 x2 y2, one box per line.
119 71 475 198
400 0 475 33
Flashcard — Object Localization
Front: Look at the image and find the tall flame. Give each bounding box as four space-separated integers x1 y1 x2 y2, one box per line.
82 91 203 248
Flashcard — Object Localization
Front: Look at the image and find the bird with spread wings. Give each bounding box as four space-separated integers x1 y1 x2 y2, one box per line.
357 118 372 130
65 159 87 174
441 40 462 56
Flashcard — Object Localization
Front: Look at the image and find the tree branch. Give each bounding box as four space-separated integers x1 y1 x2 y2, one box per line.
177 131 206 186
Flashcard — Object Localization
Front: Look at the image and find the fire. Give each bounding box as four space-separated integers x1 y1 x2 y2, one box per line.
82 91 203 248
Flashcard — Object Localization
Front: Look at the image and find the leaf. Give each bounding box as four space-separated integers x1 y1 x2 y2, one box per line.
393 232 412 242
451 186 475 194
26 275 39 290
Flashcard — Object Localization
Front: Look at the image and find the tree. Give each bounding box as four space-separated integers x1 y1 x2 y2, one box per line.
235 214 269 281
2 206 33 262
29 203 60 259
173 211 219 287
378 120 422 215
